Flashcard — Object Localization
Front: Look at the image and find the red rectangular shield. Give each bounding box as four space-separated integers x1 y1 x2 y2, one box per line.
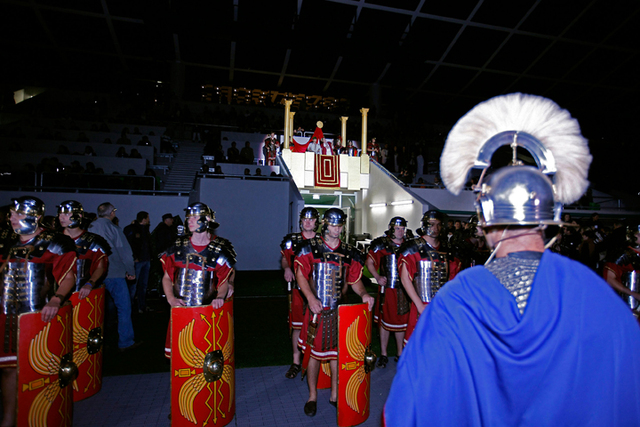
17 304 74 427
69 287 105 401
338 303 372 427
171 299 235 427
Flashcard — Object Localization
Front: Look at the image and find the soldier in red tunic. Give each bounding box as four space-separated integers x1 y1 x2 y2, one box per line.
366 217 412 367
398 210 460 345
0 197 77 426
280 207 320 379
294 208 374 417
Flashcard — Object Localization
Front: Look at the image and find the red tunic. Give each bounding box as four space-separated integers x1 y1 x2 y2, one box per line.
398 241 460 345
367 239 409 332
295 237 364 360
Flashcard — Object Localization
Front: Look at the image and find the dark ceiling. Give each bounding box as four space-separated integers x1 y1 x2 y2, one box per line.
2 0 640 194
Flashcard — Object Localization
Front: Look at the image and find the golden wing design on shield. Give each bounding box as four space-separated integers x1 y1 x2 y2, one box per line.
29 323 60 375
177 320 207 424
345 317 366 414
221 312 234 412
28 322 63 426
72 305 89 367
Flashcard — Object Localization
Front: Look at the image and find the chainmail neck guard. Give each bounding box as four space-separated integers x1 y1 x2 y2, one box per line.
485 251 542 314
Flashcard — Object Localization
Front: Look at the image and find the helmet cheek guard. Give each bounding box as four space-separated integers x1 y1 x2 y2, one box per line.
193 214 209 233
13 215 39 235
11 197 45 235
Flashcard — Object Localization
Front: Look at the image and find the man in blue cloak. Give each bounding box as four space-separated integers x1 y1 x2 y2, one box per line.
384 93 640 426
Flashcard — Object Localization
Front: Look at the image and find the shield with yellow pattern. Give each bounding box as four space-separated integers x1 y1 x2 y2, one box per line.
337 303 375 427
171 299 235 427
17 304 76 427
69 287 105 402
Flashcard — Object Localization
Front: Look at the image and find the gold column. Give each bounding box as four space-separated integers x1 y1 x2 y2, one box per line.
340 116 348 147
283 99 293 149
360 108 369 153
289 111 296 145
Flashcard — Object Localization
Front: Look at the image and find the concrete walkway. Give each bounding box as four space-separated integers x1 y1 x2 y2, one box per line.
74 363 398 426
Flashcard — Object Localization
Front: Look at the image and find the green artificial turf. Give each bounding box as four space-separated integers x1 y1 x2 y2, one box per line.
101 270 385 376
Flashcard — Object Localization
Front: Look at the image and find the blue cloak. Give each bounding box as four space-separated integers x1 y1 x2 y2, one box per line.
385 251 640 426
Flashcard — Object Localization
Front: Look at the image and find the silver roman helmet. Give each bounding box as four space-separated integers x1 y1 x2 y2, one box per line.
419 210 445 238
11 196 45 234
57 200 84 228
299 207 320 231
184 202 218 233
440 93 592 229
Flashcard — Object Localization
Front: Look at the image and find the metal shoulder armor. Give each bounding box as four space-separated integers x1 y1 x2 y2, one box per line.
215 236 237 260
164 236 191 261
76 232 112 257
341 241 364 266
295 238 314 258
207 237 237 268
0 229 19 258
36 230 77 257
280 233 302 251
368 236 387 254
399 237 421 258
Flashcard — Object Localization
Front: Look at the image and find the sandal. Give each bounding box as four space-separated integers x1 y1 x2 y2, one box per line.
377 355 389 368
285 363 302 379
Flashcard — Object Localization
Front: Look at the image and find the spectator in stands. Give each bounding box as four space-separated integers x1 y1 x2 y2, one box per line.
127 169 136 175
70 161 84 174
130 149 142 159
227 141 240 163
213 165 224 175
161 131 174 153
116 147 129 158
244 168 251 175
255 168 263 176
137 135 152 147
117 129 131 145
132 127 142 135
57 144 70 155
240 141 255 164
86 162 97 174
88 202 140 351
84 145 96 156
124 212 152 313
77 132 89 142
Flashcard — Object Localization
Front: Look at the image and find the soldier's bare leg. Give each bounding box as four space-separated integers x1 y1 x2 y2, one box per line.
394 331 405 357
306 357 320 402
292 329 301 364
1 368 17 427
330 359 338 403
379 326 390 356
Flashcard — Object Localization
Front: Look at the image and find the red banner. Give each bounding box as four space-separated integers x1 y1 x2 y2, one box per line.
315 154 340 188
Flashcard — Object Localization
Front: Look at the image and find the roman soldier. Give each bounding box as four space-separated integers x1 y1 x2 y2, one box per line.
280 207 320 379
294 208 375 417
0 196 77 426
385 93 640 426
366 217 412 367
603 223 640 317
161 202 236 426
57 200 111 401
398 210 460 345
57 200 110 298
